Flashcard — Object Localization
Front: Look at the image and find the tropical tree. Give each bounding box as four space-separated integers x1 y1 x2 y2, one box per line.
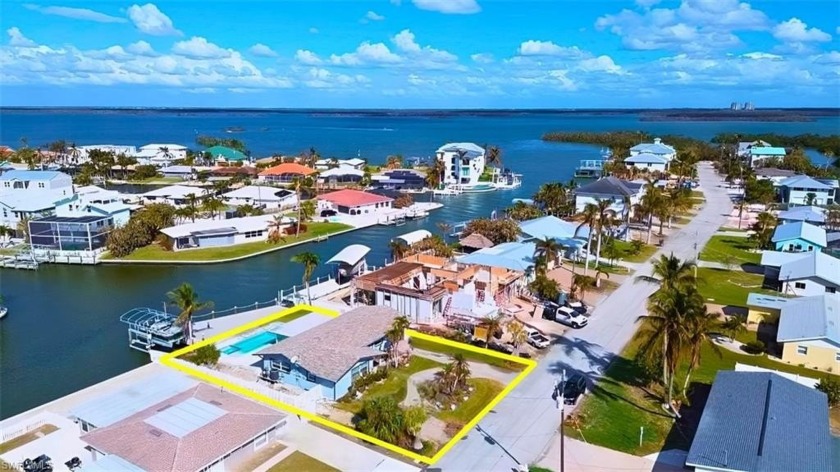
16 216 31 243
436 222 452 237
530 274 559 301
426 159 446 191
534 236 561 267
575 203 599 275
201 196 226 219
356 397 407 445
447 353 471 393
485 145 502 168
750 211 777 250
291 251 320 303
681 304 722 396
291 176 315 236
299 199 316 222
720 315 746 341
479 314 504 346
0 225 14 242
183 193 200 222
506 320 528 356
533 182 573 216
167 283 213 344
462 218 520 245
635 253 697 292
506 201 543 221
267 215 287 244
638 181 664 244
594 198 613 267
572 274 596 302
385 155 403 169
593 266 610 288
389 240 409 261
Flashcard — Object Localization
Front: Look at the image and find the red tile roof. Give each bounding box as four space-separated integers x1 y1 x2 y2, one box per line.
259 162 316 176
318 189 393 208
81 383 286 472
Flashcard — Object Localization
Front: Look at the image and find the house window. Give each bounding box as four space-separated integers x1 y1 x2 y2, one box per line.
836 352 840 362
254 432 267 450
38 182 45 188
305 371 316 382
383 292 391 302
827 287 837 294
794 282 806 289
271 360 290 373
3 182 9 187
797 345 808 355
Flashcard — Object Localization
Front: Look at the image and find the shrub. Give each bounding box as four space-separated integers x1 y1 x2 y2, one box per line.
283 223 308 235
816 377 840 407
393 194 414 209
132 164 159 180
742 340 765 355
184 344 220 366
630 239 645 255
156 233 174 251
340 368 390 401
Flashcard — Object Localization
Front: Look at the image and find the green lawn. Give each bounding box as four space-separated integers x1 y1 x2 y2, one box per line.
409 337 526 371
437 378 505 426
567 326 834 456
104 222 352 262
267 452 338 472
696 268 774 307
336 356 443 413
699 236 760 265
611 240 659 263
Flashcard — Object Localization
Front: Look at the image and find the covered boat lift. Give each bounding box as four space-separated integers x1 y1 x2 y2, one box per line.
119 307 185 352
393 229 432 246
327 244 371 282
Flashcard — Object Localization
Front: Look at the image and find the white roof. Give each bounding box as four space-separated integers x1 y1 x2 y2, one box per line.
222 186 294 202
143 398 226 438
625 153 669 164
327 244 371 265
777 175 833 190
320 166 364 178
142 185 208 199
394 229 432 246
0 191 68 212
437 142 485 156
139 144 188 151
160 165 196 174
779 251 840 286
777 294 840 344
160 215 290 239
759 250 807 268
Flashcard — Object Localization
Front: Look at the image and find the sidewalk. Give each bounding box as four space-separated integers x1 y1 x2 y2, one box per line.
536 437 684 472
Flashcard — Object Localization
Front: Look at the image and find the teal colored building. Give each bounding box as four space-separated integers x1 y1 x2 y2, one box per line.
771 221 827 252
205 145 249 162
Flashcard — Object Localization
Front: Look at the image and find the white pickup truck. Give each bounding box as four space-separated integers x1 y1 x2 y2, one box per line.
524 327 550 349
553 306 589 329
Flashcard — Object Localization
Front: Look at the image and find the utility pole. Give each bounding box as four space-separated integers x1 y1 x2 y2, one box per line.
553 370 566 472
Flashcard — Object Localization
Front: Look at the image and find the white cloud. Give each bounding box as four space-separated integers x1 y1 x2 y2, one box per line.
365 11 385 21
295 49 322 65
393 29 421 52
471 53 494 63
172 37 230 59
773 18 831 43
23 4 127 23
126 40 155 56
812 51 840 64
6 27 36 47
518 40 583 57
577 55 624 74
330 42 402 66
249 43 278 57
411 0 480 14
303 67 369 89
309 27 319 34
741 52 782 60
596 0 770 52
127 3 181 36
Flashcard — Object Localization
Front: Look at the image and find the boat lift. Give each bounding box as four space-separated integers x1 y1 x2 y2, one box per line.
119 307 185 353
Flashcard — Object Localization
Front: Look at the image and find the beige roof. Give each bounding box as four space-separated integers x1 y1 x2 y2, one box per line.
257 306 398 382
460 232 495 249
81 384 285 472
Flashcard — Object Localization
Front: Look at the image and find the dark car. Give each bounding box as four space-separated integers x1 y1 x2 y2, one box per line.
541 301 560 321
489 341 515 355
562 374 587 405
565 299 588 315
320 209 337 217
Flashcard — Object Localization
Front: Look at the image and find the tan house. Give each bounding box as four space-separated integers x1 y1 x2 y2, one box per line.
745 292 791 325
776 293 840 372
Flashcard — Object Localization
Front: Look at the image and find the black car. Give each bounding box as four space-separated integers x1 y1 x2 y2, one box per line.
320 209 337 217
562 374 587 405
541 301 560 321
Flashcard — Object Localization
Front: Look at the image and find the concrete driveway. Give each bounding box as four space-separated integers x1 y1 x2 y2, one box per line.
434 163 733 471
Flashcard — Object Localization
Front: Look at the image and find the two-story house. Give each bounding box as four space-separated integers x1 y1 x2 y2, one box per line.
776 175 837 206
573 177 646 219
771 221 827 252
0 170 74 228
436 142 486 189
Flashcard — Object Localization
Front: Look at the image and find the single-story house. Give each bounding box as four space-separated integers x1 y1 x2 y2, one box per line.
210 166 260 178
161 215 292 251
77 372 287 472
370 169 426 191
518 215 589 257
314 157 366 170
774 250 840 296
745 292 791 325
771 221 827 252
777 205 827 226
573 176 645 217
317 165 364 188
624 153 669 172
29 215 116 251
685 371 833 472
457 241 536 274
256 306 398 401
629 138 676 161
141 185 208 206
134 144 188 166
776 175 837 206
318 189 393 215
776 294 840 371
747 146 786 167
222 186 297 210
205 145 249 164
258 163 317 184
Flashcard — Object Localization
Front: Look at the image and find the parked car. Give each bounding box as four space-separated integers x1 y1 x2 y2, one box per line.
320 209 337 217
554 306 588 329
541 301 561 321
565 299 588 315
527 331 550 349
489 341 515 355
562 373 587 405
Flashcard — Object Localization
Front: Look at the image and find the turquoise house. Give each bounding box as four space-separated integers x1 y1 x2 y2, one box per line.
205 145 249 162
256 306 397 401
771 221 827 253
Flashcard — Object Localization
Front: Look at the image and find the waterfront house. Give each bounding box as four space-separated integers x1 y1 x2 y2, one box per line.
771 221 827 252
685 371 832 472
573 176 645 217
754 167 795 184
317 165 364 188
141 185 209 207
205 145 249 165
777 205 827 226
458 241 537 274
77 145 138 163
258 162 317 184
354 261 448 324
737 140 772 157
776 293 840 371
75 373 287 472
134 143 188 166
55 185 132 226
772 250 840 296
160 214 292 251
436 142 486 188
629 138 676 161
747 146 787 167
0 170 74 228
624 153 669 172
745 292 791 325
256 306 398 401
210 166 260 179
775 175 838 206
314 157 366 170
29 215 116 252
317 189 393 215
370 169 427 191
222 185 297 210
518 215 589 258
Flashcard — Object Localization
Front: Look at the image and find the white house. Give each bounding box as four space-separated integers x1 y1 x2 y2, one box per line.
318 165 365 188
436 142 486 188
0 170 74 228
77 145 138 162
776 175 838 206
141 185 209 206
314 158 366 170
134 143 188 166
573 177 646 216
624 153 669 172
160 214 293 251
317 189 393 215
222 185 298 210
776 251 840 297
629 138 676 161
55 185 132 226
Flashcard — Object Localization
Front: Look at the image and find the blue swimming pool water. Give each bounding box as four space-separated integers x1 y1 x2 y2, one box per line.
221 331 286 355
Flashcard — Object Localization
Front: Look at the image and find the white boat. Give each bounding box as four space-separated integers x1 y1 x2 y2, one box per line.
433 188 462 196
0 306 7 320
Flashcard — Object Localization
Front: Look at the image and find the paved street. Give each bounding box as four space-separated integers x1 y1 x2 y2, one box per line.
436 163 734 471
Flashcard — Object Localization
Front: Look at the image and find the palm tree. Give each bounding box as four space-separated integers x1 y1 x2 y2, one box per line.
386 316 411 366
436 222 452 238
480 314 503 347
448 353 471 393
575 203 599 276
167 283 213 344
291 176 314 236
291 252 320 303
16 216 31 243
506 320 528 356
594 199 612 267
201 196 226 219
720 315 745 341
184 193 200 222
572 274 596 302
267 215 286 243
638 181 663 244
750 211 777 250
485 145 502 168
635 253 697 292
389 240 409 262
593 266 610 288
534 236 561 267
357 397 405 445
0 225 14 243
426 159 446 191
299 200 316 223
385 155 403 169
682 305 722 396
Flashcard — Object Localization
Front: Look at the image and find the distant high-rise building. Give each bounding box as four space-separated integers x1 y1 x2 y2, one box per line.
730 102 738 110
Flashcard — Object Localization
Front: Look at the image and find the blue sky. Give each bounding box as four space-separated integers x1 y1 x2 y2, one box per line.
1 0 839 108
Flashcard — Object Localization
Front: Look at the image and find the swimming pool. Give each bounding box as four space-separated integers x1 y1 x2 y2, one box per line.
221 331 286 355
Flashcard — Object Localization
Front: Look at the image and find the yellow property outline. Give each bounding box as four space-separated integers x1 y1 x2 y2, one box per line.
160 305 537 465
